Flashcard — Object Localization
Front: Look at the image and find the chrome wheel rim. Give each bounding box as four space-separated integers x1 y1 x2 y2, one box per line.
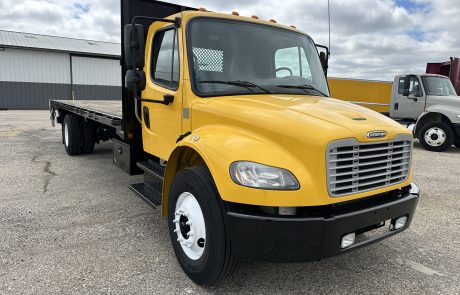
424 127 446 147
173 192 206 260
64 123 69 147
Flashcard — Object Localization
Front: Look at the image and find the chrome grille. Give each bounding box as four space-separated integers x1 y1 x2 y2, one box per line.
327 135 412 197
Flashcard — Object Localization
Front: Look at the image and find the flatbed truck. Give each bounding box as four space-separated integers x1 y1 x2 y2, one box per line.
50 0 420 285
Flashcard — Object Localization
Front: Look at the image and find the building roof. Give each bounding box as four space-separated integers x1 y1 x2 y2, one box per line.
0 30 120 58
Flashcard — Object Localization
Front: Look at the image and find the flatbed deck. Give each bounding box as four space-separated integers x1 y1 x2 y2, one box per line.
50 100 122 128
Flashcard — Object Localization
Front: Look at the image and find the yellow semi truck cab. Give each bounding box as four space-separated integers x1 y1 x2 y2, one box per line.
50 0 419 286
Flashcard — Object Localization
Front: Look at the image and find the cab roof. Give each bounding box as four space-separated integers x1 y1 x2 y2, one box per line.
167 10 308 36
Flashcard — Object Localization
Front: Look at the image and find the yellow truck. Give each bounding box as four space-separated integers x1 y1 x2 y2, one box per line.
49 0 419 285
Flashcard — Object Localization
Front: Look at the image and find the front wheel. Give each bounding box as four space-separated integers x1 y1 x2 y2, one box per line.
419 122 454 152
168 167 238 285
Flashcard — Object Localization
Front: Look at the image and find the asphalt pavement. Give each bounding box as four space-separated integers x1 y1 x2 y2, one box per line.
0 110 459 294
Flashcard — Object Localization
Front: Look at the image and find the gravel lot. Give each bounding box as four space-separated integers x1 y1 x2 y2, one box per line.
0 110 459 294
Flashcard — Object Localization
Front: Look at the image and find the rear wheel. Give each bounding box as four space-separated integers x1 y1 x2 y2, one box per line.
419 121 454 152
63 114 82 156
168 167 238 285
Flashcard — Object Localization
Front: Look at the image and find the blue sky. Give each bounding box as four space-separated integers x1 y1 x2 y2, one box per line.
0 0 458 80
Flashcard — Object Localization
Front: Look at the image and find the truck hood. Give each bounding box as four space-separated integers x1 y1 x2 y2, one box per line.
191 94 407 144
427 95 460 106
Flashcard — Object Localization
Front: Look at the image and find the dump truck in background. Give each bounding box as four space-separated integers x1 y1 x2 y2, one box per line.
426 57 460 95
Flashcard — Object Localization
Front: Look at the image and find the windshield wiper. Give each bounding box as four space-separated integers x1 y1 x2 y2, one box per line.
199 80 272 94
276 84 328 97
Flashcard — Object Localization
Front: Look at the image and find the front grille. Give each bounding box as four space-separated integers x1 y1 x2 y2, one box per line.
327 135 412 197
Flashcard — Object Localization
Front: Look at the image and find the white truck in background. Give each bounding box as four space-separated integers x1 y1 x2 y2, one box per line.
330 73 460 152
391 73 460 152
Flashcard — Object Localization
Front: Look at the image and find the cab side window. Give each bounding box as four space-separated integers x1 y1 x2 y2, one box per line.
398 76 422 97
151 28 179 89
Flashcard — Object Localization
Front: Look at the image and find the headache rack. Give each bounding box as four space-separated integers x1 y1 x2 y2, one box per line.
326 134 412 197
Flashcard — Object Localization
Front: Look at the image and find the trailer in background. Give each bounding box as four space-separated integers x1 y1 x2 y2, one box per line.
328 77 392 114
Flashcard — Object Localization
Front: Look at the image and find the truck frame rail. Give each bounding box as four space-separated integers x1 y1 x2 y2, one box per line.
50 100 123 130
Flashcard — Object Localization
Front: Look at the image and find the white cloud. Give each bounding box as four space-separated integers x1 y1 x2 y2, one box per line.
0 0 458 80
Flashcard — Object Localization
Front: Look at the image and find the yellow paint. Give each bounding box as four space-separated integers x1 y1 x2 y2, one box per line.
139 11 413 213
141 20 184 160
328 77 392 113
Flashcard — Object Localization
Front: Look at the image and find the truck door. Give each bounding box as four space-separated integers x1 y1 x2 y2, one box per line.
141 24 183 160
391 75 426 120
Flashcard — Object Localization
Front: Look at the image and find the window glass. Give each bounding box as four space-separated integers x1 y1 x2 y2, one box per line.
275 47 312 79
398 76 422 96
152 29 179 89
188 18 329 97
422 76 457 96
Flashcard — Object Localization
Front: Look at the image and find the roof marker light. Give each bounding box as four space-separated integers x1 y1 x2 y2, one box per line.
198 7 207 12
269 19 277 23
290 25 297 29
231 11 240 16
251 15 259 19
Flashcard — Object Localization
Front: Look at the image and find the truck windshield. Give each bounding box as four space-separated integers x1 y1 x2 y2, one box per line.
188 18 329 97
422 76 457 96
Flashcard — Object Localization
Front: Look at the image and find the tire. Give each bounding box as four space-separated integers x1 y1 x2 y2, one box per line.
63 114 82 156
419 121 454 152
81 121 96 154
61 121 65 144
168 166 238 285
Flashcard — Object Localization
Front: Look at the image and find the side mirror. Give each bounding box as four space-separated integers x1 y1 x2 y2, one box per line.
402 76 411 96
412 85 422 97
125 69 146 91
124 24 145 69
316 44 329 76
319 52 328 73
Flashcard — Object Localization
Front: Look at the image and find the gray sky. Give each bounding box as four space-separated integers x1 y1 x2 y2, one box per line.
0 0 458 80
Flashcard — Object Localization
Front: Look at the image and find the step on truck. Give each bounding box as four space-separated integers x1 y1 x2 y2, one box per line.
329 73 460 152
49 0 420 285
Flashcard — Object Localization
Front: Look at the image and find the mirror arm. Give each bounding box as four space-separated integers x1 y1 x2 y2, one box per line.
131 16 180 28
133 91 173 105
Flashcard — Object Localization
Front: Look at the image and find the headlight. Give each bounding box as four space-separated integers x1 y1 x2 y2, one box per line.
230 161 300 190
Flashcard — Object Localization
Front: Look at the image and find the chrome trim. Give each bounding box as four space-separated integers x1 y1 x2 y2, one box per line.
326 134 413 197
348 101 391 106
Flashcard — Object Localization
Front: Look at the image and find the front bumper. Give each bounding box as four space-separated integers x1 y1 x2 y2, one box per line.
226 183 419 262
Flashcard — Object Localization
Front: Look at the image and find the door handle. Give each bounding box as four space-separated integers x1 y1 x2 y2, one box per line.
395 103 399 110
163 94 174 105
143 106 150 128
